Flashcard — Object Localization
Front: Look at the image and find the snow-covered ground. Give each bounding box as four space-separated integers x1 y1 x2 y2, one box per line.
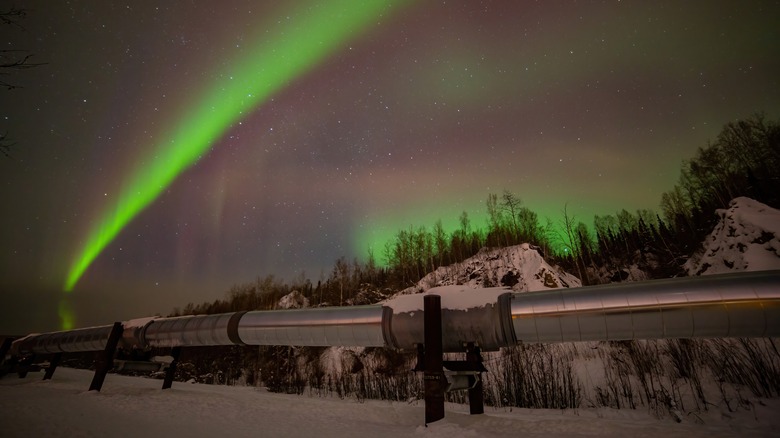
1 367 778 437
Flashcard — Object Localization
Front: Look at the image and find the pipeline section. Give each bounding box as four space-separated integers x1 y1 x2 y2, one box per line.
9 270 780 357
510 270 780 342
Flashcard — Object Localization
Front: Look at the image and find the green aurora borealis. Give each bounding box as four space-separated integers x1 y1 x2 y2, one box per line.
1 1 779 332
63 0 408 294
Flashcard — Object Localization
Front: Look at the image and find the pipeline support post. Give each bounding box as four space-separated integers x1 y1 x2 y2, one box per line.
466 342 484 415
423 294 446 425
16 354 35 379
0 337 15 367
43 353 62 381
89 322 122 392
162 346 181 390
0 337 17 378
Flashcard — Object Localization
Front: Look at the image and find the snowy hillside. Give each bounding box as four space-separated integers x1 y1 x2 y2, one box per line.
686 197 780 275
399 243 581 295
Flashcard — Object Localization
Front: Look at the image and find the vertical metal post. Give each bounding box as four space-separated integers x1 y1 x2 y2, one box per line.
89 322 122 392
0 337 15 367
423 294 446 425
17 354 34 379
466 342 484 415
162 346 181 390
43 353 62 381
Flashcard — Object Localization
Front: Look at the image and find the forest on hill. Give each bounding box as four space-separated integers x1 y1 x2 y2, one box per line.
171 113 779 316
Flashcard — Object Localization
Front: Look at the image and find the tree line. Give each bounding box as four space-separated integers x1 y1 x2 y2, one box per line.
381 113 779 287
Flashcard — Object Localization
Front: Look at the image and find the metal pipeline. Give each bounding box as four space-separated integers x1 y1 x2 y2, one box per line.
141 312 245 348
510 270 780 343
383 288 514 351
8 270 780 357
237 305 389 347
139 306 389 349
11 324 116 355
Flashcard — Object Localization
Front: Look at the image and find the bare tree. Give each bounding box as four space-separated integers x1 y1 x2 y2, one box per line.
433 219 447 267
501 190 522 244
486 193 503 247
559 204 585 283
0 132 13 158
1 8 43 89
1 7 44 157
334 257 349 306
0 48 40 90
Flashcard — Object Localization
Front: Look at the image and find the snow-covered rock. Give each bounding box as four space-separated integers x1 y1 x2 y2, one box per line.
399 243 581 295
276 290 310 309
686 197 780 275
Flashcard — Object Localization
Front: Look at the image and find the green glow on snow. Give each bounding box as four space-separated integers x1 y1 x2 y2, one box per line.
65 0 407 293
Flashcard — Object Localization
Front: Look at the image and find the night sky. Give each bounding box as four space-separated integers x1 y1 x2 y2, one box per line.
2 1 779 333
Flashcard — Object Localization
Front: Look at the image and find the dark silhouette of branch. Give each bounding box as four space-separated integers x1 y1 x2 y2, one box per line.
0 7 26 28
0 131 14 158
1 50 44 89
1 7 44 158
1 7 46 90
